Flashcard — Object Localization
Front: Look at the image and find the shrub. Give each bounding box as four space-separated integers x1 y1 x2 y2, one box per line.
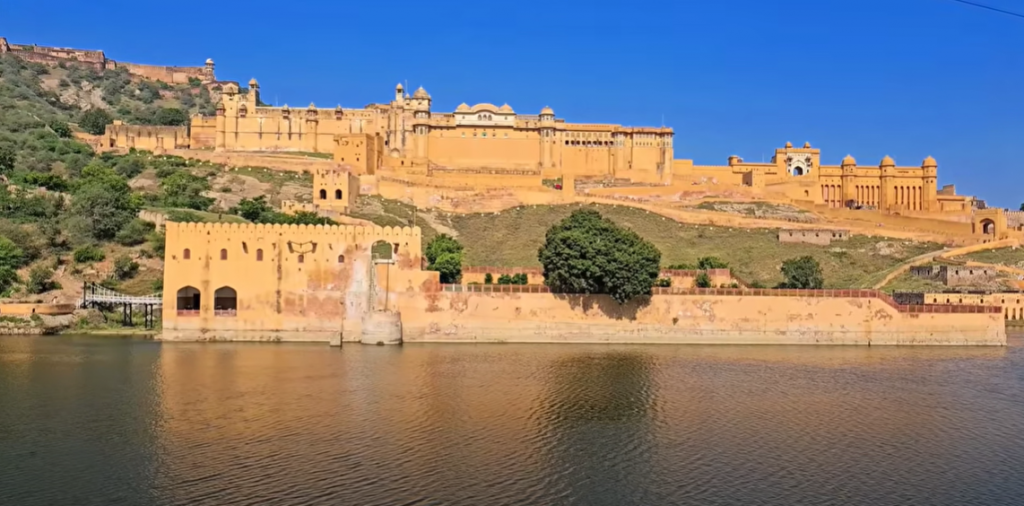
160 171 214 210
0 267 18 296
165 210 205 223
0 236 26 270
0 146 15 175
484 273 493 285
48 120 72 138
538 208 661 304
26 266 57 294
695 272 712 288
79 108 113 135
497 274 513 285
147 231 166 257
112 255 139 280
115 219 156 246
511 273 528 285
73 245 106 263
778 256 824 289
697 256 729 270
114 157 145 178
655 277 672 287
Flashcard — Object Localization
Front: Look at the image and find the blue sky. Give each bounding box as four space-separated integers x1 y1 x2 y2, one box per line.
3 0 1021 207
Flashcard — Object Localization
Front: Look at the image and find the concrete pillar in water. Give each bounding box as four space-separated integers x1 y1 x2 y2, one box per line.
360 311 403 345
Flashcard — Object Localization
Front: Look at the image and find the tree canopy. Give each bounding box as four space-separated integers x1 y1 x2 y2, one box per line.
538 208 661 304
79 108 113 135
425 234 463 284
778 256 824 289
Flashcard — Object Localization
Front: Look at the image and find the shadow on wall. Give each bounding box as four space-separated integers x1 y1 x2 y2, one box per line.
555 293 650 321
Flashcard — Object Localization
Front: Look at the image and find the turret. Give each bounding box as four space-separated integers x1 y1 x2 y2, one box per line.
879 155 896 211
394 83 404 103
539 107 555 169
203 58 215 82
922 156 938 211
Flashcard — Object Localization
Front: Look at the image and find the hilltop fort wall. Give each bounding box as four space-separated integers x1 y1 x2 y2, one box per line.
0 36 215 84
103 121 189 151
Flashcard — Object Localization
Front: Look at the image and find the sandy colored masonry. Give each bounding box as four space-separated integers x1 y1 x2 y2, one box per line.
158 222 1006 346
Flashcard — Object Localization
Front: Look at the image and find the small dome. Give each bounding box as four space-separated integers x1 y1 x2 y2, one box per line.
282 104 290 110
540 106 555 116
803 142 811 148
841 155 856 166
413 86 430 99
206 58 214 65
922 156 937 167
248 78 258 87
335 105 342 110
881 155 895 166
498 103 514 113
396 83 404 91
455 103 471 112
785 142 793 148
308 102 316 109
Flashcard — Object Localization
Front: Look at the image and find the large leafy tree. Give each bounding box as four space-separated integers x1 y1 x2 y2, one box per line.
778 256 824 289
160 171 214 210
538 208 661 304
71 164 140 240
425 234 463 284
78 108 113 135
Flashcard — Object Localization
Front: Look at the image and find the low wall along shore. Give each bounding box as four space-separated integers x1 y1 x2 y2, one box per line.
394 287 1005 346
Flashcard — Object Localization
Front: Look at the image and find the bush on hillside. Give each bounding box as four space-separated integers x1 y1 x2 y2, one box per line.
695 272 712 288
778 256 824 289
115 219 156 246
48 120 72 138
538 208 661 304
73 245 105 263
26 265 58 294
0 236 26 270
112 255 139 280
79 109 113 135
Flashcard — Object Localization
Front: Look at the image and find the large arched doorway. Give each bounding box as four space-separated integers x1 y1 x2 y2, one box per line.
981 219 996 235
176 286 201 314
371 240 393 261
214 286 237 315
792 165 805 176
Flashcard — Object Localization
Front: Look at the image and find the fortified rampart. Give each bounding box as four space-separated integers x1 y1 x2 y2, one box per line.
460 267 736 288
924 292 1024 321
104 122 189 152
0 36 215 84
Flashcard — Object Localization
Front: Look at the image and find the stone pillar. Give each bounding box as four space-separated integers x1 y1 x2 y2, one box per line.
922 157 938 211
879 157 896 212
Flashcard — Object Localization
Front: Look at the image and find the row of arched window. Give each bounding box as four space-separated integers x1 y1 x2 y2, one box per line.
181 248 345 264
176 286 237 315
319 189 343 200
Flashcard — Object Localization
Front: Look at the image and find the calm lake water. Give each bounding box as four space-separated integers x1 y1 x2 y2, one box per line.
2 335 1024 506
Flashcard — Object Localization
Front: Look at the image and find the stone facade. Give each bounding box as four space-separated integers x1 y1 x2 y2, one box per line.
910 265 997 287
778 229 850 246
159 222 1006 345
0 36 215 84
924 292 1024 322
103 121 189 151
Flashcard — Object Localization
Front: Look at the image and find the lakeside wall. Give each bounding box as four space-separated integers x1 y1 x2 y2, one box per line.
393 287 1005 346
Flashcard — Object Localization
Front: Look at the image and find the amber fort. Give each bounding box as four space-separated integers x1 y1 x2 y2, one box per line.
3 37 1018 345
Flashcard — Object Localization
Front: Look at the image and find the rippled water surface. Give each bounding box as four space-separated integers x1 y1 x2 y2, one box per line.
3 335 1024 505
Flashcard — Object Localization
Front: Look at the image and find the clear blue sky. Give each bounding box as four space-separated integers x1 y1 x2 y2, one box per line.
3 0 1021 207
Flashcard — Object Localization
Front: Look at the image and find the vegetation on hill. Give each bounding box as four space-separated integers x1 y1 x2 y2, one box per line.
539 209 661 303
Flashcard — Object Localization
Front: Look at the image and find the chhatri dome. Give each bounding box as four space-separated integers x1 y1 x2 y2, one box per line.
540 106 555 115
455 103 470 112
881 155 895 166
841 155 856 166
248 78 258 87
923 156 937 167
206 58 214 65
498 103 514 113
413 86 430 99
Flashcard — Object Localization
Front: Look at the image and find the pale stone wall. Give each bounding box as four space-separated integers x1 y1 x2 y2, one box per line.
925 292 1024 322
392 288 1004 346
0 303 76 316
778 229 850 246
104 122 189 151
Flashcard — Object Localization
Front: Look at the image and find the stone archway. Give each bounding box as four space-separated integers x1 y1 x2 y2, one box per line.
371 240 393 261
176 286 201 311
981 219 996 235
792 165 805 176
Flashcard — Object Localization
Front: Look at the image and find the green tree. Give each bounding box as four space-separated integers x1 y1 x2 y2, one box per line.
231 196 274 222
288 211 336 226
115 218 156 246
153 107 189 126
160 171 214 210
697 256 728 270
538 208 661 304
424 234 463 284
71 165 139 240
48 120 72 138
695 272 712 288
147 231 166 257
0 236 26 270
0 146 15 175
497 274 512 285
26 265 57 294
79 108 113 135
114 157 145 178
484 273 493 284
779 256 824 289
0 267 18 296
512 273 528 285
112 254 139 280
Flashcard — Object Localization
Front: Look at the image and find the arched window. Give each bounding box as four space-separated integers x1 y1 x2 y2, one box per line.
256 249 263 261
319 189 327 200
338 254 345 263
214 286 237 316
371 240 393 260
298 254 305 264
335 189 342 200
183 248 191 260
220 249 227 260
176 286 201 314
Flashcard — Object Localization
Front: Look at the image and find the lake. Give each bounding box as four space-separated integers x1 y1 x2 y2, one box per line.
2 335 1023 505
